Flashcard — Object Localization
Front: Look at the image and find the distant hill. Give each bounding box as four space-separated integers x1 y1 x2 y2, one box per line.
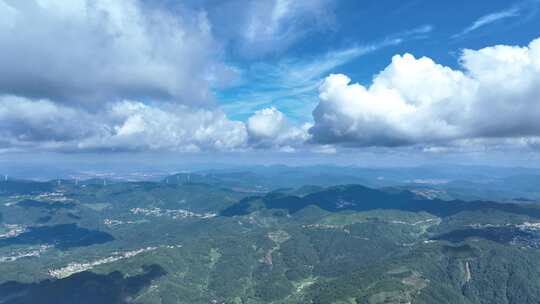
222 184 540 219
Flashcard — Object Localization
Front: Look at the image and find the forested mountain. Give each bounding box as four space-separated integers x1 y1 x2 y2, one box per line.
1 176 540 303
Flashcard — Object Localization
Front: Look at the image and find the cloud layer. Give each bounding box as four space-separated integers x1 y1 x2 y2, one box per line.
310 38 540 147
0 97 249 152
0 97 308 153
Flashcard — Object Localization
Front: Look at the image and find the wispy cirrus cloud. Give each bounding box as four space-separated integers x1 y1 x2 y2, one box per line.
453 0 539 38
199 0 336 58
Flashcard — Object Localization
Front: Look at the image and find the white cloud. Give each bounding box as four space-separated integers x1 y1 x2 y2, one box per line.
246 107 311 149
0 0 228 107
0 96 249 152
0 98 311 153
310 37 540 148
455 8 520 38
81 101 249 152
242 0 332 53
453 1 540 38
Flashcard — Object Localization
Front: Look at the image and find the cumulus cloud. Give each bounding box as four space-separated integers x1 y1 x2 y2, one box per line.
0 0 229 107
246 107 311 149
0 96 248 152
0 98 311 153
310 37 540 147
81 101 249 152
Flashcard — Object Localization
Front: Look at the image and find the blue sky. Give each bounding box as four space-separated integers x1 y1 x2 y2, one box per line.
0 0 539 166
